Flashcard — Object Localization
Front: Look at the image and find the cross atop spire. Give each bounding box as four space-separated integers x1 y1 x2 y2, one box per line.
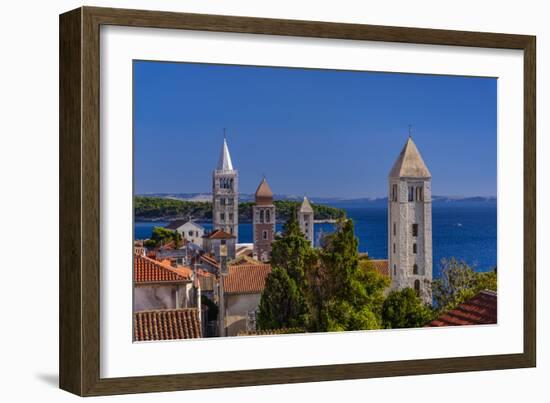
216 135 234 171
408 124 412 138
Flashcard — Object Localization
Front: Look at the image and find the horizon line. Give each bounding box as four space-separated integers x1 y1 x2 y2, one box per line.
135 192 498 199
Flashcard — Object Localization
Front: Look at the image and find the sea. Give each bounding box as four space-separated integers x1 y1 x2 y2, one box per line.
134 203 497 278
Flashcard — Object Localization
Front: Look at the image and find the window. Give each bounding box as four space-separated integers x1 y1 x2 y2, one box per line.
393 243 396 254
412 224 418 237
220 198 225 206
259 210 264 223
229 213 234 222
393 265 396 276
413 243 417 254
220 213 225 222
414 279 420 295
416 186 423 201
408 186 414 202
413 264 419 275
262 230 268 240
265 209 270 223
393 222 396 236
188 230 193 236
391 184 398 201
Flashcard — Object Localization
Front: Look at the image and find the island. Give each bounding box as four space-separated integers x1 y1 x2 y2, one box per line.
134 196 346 223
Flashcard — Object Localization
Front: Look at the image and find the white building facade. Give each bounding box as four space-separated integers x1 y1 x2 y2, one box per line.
167 220 205 248
388 137 433 304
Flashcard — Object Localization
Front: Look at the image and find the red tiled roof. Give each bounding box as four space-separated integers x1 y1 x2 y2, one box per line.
199 254 220 270
224 264 271 294
370 259 390 277
134 254 192 284
134 308 202 341
159 240 175 250
427 290 497 327
204 229 234 239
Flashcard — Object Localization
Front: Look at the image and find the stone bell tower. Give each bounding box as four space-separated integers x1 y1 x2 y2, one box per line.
388 136 433 304
212 135 239 240
298 196 314 247
253 177 276 262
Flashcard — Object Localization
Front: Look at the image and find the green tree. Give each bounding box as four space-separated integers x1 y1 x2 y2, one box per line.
382 288 434 329
201 295 218 321
270 208 314 284
258 267 309 330
432 258 497 312
358 258 391 319
144 226 176 248
172 230 182 249
306 219 386 332
258 207 312 330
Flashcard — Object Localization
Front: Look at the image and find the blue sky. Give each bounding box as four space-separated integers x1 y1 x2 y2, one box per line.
134 61 496 198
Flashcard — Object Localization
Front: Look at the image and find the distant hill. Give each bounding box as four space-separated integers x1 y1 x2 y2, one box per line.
137 192 497 207
134 196 346 222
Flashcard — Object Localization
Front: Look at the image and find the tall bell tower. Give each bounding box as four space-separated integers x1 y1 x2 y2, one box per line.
212 135 239 240
298 196 314 247
388 136 433 304
253 177 276 262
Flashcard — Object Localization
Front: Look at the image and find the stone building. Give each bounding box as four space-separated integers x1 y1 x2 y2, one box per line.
222 263 272 336
253 177 276 262
388 137 433 304
298 196 314 246
133 254 197 312
212 137 239 240
165 220 205 248
203 229 236 261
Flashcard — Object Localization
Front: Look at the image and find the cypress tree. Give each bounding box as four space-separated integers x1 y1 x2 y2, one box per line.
257 207 312 330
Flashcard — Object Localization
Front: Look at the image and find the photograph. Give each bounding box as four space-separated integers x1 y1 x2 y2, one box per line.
132 60 498 341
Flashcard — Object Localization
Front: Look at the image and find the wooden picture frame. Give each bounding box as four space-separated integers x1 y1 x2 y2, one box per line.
59 6 536 396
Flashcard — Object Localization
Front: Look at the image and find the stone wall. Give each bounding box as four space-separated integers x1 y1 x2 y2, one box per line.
388 178 433 304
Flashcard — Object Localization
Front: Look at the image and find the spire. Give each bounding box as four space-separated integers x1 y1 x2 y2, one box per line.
389 137 431 179
299 196 314 213
255 177 273 205
217 136 234 171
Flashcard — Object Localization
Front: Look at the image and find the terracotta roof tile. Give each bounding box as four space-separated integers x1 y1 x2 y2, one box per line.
427 290 497 327
204 229 234 240
199 254 220 270
369 259 390 277
134 308 202 341
134 254 192 284
224 264 271 294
